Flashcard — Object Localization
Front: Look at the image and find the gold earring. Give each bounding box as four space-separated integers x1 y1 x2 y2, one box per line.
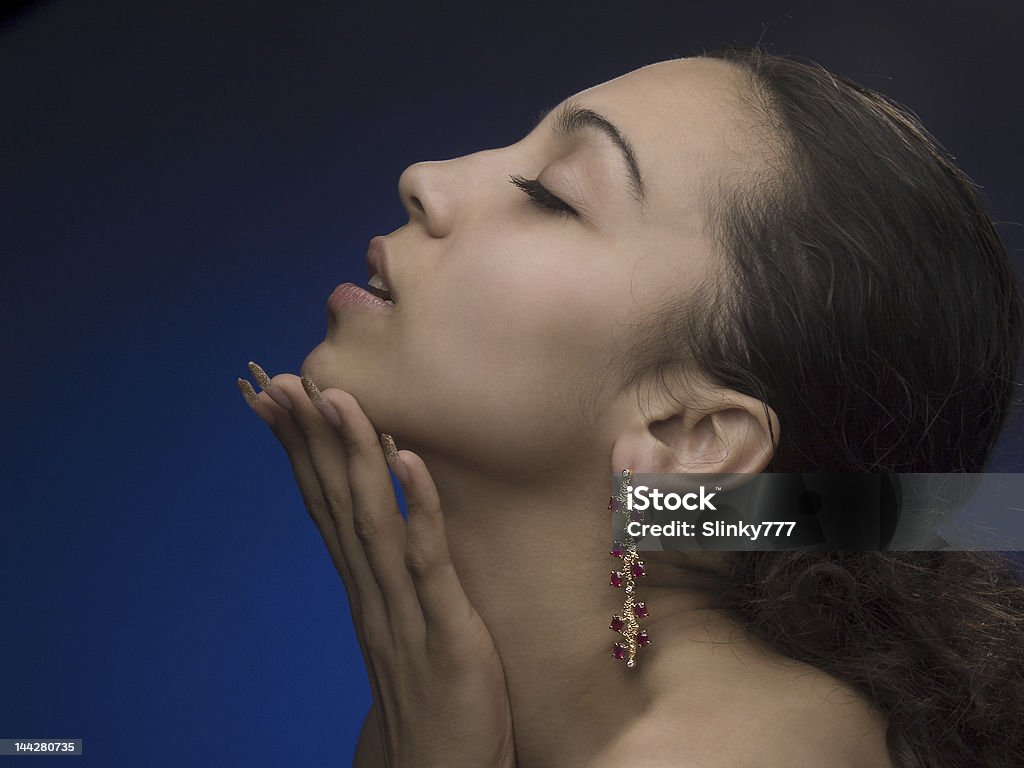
608 468 649 668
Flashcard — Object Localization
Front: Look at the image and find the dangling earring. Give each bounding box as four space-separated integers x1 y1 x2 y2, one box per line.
608 468 650 668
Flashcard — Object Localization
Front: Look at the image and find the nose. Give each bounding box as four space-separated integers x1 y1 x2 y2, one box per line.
398 160 454 238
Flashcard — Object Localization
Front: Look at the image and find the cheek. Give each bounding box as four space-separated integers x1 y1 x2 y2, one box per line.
466 229 621 342
399 262 620 454
449 264 614 378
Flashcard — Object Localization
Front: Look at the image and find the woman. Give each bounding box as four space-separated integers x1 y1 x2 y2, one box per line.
237 47 1024 767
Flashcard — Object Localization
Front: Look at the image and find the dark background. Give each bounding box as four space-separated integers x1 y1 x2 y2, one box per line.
2 1 1022 765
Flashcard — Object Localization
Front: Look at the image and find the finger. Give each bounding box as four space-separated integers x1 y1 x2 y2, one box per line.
237 377 278 427
242 371 354 593
272 398 354 585
394 449 478 647
320 386 425 638
246 360 295 411
272 375 385 626
242 369 387 716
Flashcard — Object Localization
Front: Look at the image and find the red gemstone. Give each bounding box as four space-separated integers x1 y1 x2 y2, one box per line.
609 615 624 632
631 561 646 578
609 571 624 588
634 602 648 618
611 498 621 511
638 630 651 646
612 643 626 659
610 546 624 558
630 510 643 522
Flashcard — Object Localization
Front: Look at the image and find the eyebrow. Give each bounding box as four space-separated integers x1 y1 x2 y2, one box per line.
535 100 646 207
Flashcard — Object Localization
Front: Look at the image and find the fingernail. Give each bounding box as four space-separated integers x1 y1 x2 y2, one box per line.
238 377 259 407
301 375 322 403
237 378 276 427
302 376 343 427
248 360 292 409
381 433 410 484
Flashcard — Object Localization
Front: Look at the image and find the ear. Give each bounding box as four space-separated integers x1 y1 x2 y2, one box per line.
610 376 779 476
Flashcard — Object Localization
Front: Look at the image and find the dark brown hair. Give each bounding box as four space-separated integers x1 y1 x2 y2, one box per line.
636 48 1024 766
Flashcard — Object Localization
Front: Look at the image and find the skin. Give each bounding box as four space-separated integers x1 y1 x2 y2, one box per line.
242 58 894 767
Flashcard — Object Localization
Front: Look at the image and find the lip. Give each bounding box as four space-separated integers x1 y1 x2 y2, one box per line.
327 282 393 314
326 236 398 317
365 236 397 303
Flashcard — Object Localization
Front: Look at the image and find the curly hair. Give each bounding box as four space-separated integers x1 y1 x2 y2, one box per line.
725 552 1024 767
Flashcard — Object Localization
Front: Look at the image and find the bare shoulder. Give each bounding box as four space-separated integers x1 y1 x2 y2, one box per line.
592 617 894 768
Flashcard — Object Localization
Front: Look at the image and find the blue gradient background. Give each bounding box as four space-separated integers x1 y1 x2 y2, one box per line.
2 1 1023 765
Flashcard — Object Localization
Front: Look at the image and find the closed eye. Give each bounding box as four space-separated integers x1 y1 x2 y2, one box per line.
508 174 579 219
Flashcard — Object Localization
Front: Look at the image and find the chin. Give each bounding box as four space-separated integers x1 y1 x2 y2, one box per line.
299 344 367 398
299 342 329 382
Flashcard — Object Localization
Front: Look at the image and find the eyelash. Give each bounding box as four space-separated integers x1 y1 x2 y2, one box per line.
508 174 579 219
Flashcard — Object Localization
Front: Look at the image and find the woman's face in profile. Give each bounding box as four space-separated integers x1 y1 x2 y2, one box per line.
302 58 763 472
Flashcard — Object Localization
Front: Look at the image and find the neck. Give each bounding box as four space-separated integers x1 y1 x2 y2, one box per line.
410 450 733 766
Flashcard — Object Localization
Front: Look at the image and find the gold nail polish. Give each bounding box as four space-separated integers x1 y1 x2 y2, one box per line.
247 361 272 391
301 375 322 404
381 433 399 463
249 361 293 409
237 378 259 407
380 433 410 483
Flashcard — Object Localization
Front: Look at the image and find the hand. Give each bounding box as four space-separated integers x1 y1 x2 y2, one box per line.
238 365 517 768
